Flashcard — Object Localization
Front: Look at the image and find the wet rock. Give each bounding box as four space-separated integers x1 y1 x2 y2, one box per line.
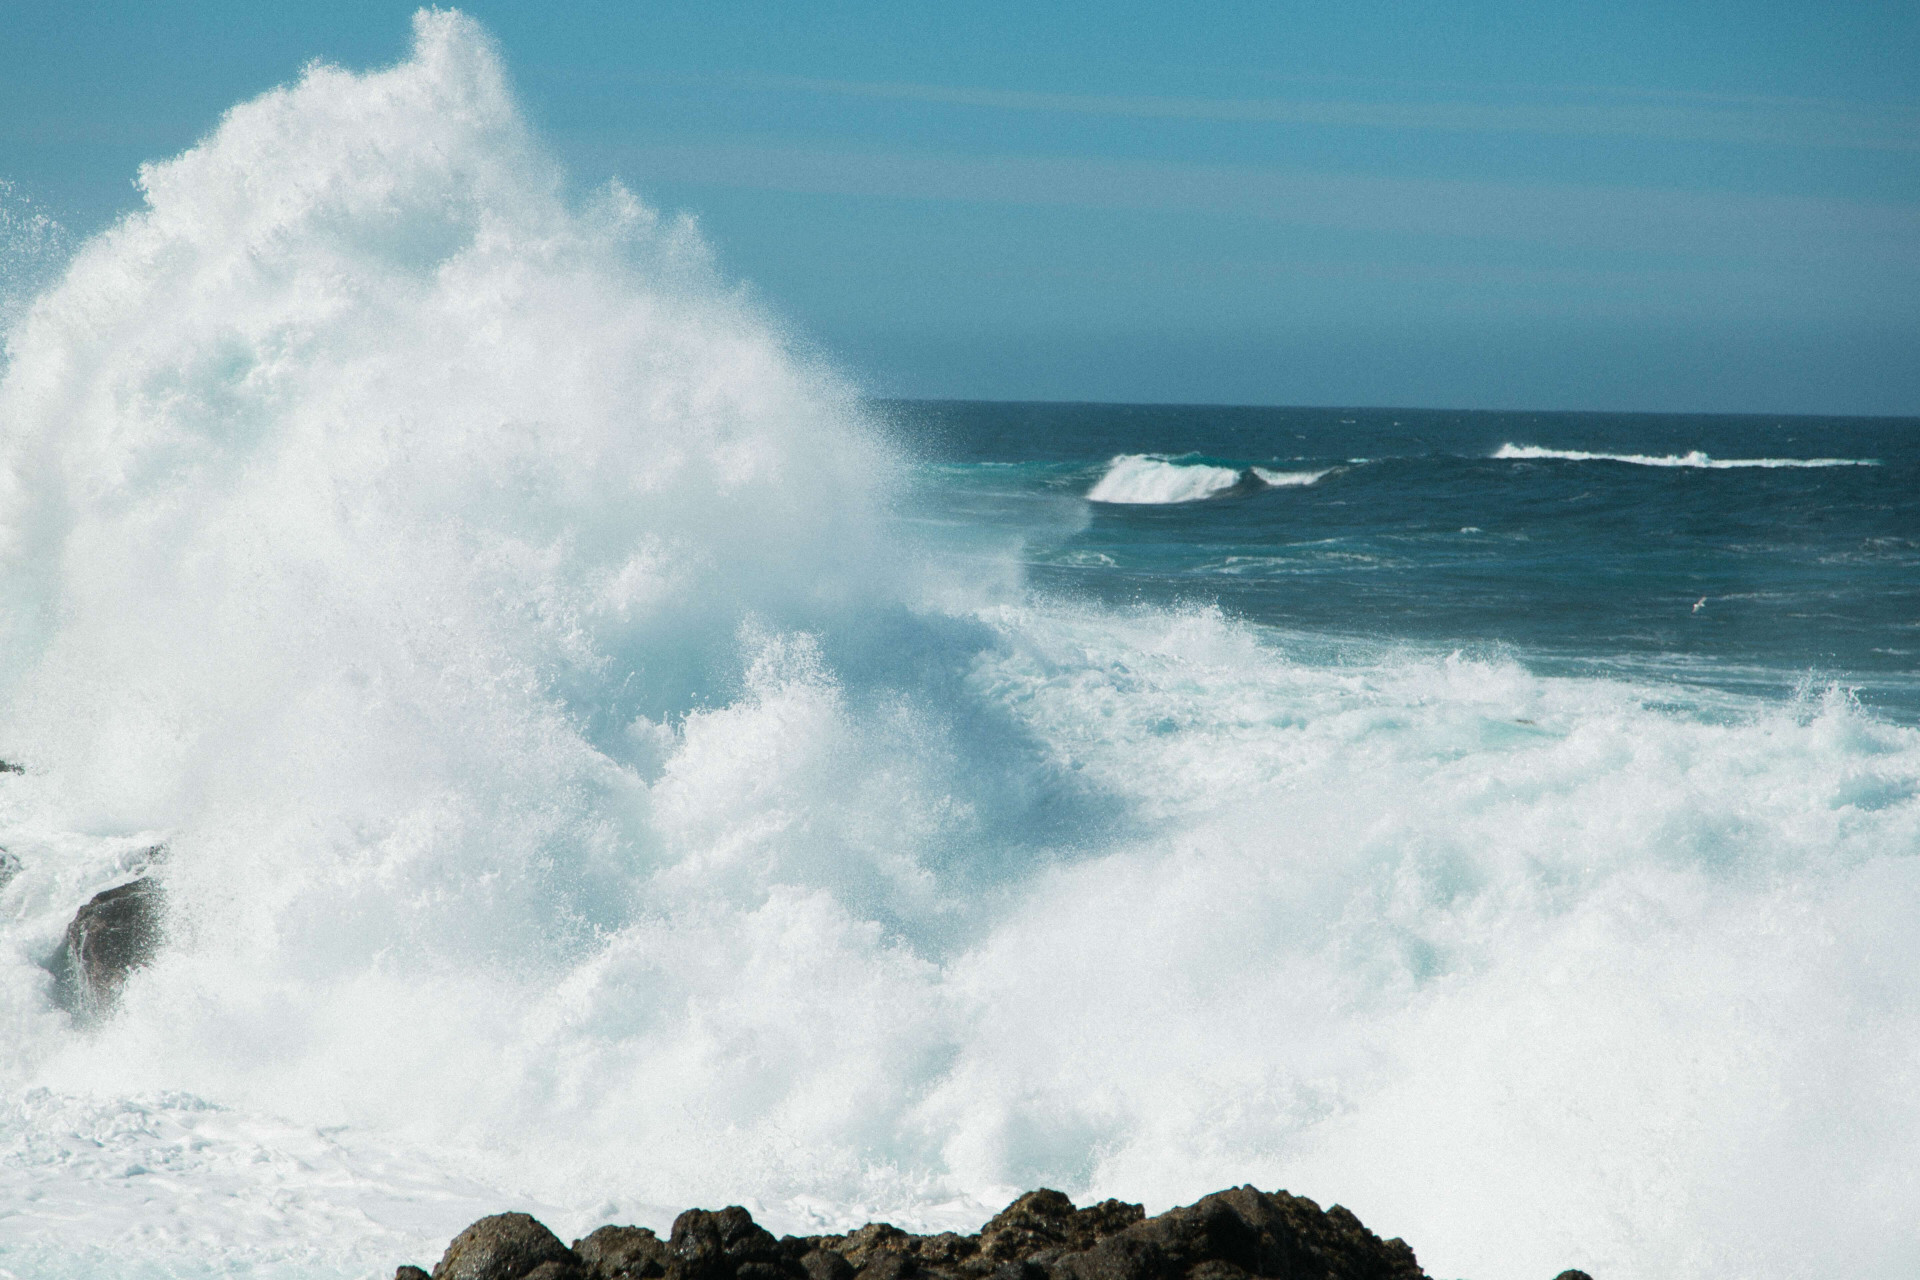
398 1268 432 1280
425 1188 1423 1280
854 1254 920 1280
669 1206 784 1280
50 875 165 1022
834 1223 921 1274
433 1211 582 1280
575 1225 673 1280
524 1264 589 1280
0 848 20 890
796 1250 854 1280
0 759 22 774
1552 1273 1594 1280
977 1191 1144 1265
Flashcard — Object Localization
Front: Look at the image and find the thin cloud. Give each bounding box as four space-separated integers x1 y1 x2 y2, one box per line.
751 75 1920 154
611 139 1920 267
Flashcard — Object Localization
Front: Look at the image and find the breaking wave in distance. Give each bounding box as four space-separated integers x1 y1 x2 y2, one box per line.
2 14 1919 1280
1494 443 1881 468
1248 466 1328 487
1087 455 1327 504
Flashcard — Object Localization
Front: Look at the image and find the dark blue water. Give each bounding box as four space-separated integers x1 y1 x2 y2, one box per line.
884 400 1920 721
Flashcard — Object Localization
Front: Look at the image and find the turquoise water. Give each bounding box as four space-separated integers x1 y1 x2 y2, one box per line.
892 400 1920 719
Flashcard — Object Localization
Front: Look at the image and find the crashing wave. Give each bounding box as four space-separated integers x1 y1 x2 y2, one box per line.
3 13 1919 1280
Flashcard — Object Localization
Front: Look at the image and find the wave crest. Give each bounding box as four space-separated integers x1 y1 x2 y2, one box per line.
1495 443 1880 469
1087 455 1328 504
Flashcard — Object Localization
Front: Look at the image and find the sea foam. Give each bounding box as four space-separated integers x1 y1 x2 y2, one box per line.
2 14 1919 1280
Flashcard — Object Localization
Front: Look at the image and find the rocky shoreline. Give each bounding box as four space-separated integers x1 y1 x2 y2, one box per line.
399 1187 1593 1280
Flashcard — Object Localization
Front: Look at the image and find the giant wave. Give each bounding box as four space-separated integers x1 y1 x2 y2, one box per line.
2 14 1919 1280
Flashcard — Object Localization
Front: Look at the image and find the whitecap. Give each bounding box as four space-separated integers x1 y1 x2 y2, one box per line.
1494 443 1879 468
1087 455 1244 503
1249 466 1331 487
1087 457 1330 504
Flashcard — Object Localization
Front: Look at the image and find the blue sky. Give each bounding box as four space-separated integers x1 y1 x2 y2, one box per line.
3 1 1917 413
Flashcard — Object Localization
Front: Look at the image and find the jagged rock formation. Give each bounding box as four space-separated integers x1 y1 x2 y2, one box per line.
406 1187 1436 1280
49 874 165 1022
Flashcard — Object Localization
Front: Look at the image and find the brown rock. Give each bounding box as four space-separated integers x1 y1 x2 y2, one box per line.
973 1190 1145 1266
422 1187 1421 1280
576 1225 672 1280
797 1250 854 1280
432 1212 581 1280
669 1206 784 1280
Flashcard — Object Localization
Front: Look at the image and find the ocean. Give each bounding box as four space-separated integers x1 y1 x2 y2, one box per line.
894 400 1920 721
2 13 1918 1280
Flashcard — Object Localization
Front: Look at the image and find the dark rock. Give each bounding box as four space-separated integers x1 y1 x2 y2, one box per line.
576 1226 672 1280
979 1192 1070 1262
399 1269 432 1280
49 876 165 1022
433 1212 581 1280
0 759 22 774
855 1255 918 1280
903 1235 974 1271
1552 1273 1594 1280
978 1190 1145 1265
798 1250 854 1280
669 1206 784 1280
1185 1264 1249 1280
423 1187 1421 1280
0 848 20 890
986 1264 1046 1280
833 1223 919 1274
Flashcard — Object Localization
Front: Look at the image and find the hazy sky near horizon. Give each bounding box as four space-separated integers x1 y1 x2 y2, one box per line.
3 1 1917 414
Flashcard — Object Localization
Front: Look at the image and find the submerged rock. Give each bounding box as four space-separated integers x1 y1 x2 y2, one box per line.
49 875 165 1022
421 1187 1432 1280
0 848 20 891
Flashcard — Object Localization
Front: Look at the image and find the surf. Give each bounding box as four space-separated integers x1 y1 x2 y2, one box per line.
1086 454 1330 503
1 14 1918 1280
1494 443 1881 468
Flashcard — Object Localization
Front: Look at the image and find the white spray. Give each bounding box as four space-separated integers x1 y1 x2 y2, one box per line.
2 14 1918 1280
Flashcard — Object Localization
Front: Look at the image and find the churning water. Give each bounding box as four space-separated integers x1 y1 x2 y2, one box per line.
2 14 1917 1280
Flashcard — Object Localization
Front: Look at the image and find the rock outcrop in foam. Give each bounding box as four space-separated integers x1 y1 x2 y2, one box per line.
49 874 165 1021
404 1187 1439 1280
